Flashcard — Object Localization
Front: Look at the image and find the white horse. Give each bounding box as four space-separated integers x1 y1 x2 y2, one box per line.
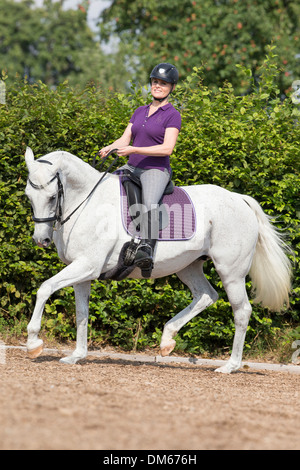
24 147 292 373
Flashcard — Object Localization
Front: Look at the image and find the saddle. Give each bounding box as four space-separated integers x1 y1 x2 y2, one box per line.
122 175 174 234
99 173 196 281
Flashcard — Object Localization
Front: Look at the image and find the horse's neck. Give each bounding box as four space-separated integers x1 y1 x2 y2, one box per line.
59 152 99 188
46 151 105 208
44 151 98 190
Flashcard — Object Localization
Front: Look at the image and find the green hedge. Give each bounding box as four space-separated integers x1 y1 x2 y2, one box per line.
0 50 299 355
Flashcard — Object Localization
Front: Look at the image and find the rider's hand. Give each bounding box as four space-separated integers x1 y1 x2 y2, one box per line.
99 146 112 158
116 146 133 157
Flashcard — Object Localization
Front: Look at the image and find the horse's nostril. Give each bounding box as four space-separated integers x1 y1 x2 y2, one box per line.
36 238 52 248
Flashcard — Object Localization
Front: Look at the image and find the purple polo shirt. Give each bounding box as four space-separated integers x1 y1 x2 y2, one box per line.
128 103 181 172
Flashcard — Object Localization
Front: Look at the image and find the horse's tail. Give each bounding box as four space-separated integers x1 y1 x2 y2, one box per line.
241 194 292 311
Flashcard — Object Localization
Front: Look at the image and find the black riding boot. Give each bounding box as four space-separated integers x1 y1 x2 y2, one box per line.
135 209 158 278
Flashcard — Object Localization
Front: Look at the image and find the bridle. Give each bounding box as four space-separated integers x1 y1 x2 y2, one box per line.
28 149 119 227
28 161 64 224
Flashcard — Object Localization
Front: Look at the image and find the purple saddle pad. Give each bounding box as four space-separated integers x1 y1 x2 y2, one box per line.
120 179 196 241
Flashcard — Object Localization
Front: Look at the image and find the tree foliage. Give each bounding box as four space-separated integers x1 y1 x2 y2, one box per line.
100 0 300 94
0 0 130 90
0 51 299 356
2 0 300 96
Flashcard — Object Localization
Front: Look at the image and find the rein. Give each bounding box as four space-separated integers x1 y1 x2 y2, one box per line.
28 149 119 227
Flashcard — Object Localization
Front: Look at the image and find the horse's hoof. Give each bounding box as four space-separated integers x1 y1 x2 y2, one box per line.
27 342 43 359
160 340 176 357
215 362 240 374
215 365 231 374
59 355 84 365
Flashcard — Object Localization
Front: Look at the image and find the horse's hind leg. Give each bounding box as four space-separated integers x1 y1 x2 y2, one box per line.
160 259 218 356
215 272 252 374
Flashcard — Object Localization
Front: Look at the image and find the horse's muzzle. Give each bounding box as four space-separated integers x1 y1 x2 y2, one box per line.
35 237 52 248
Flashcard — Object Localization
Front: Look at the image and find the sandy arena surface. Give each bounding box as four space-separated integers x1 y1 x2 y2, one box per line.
0 348 299 450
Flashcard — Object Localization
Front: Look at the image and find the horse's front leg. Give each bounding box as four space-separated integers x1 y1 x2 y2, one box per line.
27 282 52 358
60 281 91 364
27 259 97 359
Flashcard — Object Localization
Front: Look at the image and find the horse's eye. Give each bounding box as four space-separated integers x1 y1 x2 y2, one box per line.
49 195 56 202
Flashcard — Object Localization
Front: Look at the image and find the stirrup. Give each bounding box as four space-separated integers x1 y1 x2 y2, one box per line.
123 238 141 266
135 243 152 262
141 265 153 278
135 243 154 277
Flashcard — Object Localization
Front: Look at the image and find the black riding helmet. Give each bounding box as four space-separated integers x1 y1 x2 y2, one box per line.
150 63 179 102
150 63 179 85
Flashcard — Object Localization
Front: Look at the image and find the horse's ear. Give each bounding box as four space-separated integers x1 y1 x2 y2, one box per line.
25 147 35 169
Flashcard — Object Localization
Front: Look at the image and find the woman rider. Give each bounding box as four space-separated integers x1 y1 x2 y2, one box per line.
99 63 181 277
